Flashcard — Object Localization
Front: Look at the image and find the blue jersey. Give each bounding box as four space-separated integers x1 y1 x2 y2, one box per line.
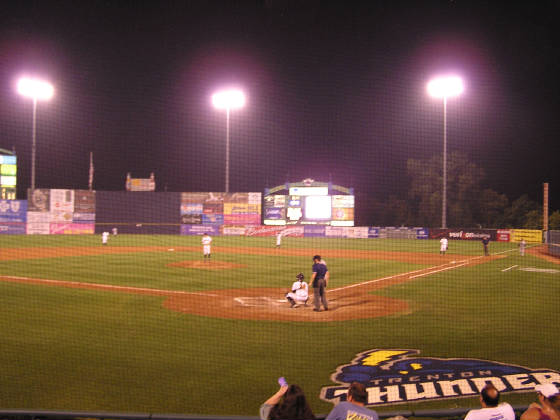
312 262 328 279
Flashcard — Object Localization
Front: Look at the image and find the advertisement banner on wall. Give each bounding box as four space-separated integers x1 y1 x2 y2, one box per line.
222 226 247 236
224 203 260 215
51 211 73 222
203 202 224 214
511 229 542 243
180 203 203 215
225 192 261 204
332 195 355 208
430 228 497 241
0 200 27 222
264 194 286 208
26 222 51 234
74 190 95 213
180 214 202 224
279 226 304 237
224 214 261 225
180 225 219 236
181 192 211 203
325 226 346 237
304 225 326 237
202 214 224 225
50 223 95 234
332 207 354 221
344 227 369 238
26 211 52 223
0 223 26 234
496 230 511 242
50 189 74 213
368 227 380 238
245 225 285 236
28 189 51 212
73 213 96 223
264 207 285 219
416 228 429 239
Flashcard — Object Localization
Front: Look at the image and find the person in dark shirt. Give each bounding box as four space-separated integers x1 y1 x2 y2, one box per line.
482 236 490 256
310 255 329 312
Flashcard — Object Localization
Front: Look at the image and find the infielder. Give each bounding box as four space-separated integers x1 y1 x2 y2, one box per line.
519 239 526 256
440 237 448 255
285 273 309 308
202 233 212 259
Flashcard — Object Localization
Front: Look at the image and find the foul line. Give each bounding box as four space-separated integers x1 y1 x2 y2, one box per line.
330 260 470 293
409 262 469 279
501 265 518 272
0 275 218 297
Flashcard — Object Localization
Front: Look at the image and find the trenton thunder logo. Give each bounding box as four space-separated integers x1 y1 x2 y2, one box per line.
321 349 560 407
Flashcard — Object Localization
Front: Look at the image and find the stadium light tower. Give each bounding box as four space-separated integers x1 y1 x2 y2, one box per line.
212 88 246 193
17 76 54 191
427 75 464 229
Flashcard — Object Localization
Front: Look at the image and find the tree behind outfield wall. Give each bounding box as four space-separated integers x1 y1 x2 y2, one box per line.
374 154 556 229
406 152 496 228
549 210 560 230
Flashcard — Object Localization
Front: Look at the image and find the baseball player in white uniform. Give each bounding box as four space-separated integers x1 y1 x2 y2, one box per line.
285 273 309 308
440 237 448 254
276 231 283 248
202 233 212 259
102 231 109 245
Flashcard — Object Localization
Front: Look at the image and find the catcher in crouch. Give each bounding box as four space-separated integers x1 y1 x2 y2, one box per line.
285 273 309 308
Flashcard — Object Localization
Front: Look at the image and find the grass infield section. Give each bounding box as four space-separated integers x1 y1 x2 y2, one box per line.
0 235 558 416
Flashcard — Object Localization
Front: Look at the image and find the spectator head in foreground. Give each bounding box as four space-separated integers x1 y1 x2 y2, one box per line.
348 381 368 405
464 383 515 420
521 383 560 420
480 383 500 407
260 383 315 420
325 382 379 420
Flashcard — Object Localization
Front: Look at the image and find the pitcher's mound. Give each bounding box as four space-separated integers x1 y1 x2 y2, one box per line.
168 260 247 270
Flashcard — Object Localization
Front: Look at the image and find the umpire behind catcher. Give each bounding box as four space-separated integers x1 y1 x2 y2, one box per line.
311 255 329 312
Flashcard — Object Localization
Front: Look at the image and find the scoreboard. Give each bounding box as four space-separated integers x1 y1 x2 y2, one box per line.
0 152 17 200
264 180 354 226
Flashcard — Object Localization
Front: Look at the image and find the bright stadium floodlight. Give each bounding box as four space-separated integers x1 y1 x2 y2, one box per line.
427 75 464 229
212 88 246 193
17 76 55 191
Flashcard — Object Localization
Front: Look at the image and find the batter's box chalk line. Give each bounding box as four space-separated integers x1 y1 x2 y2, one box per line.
234 296 286 307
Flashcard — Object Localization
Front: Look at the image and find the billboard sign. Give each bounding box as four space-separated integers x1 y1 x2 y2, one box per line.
28 189 50 212
0 200 27 222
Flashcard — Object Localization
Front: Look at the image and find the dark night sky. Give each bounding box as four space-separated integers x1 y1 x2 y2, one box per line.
1 0 559 224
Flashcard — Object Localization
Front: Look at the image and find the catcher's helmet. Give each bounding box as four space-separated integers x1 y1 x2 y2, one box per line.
296 272 304 280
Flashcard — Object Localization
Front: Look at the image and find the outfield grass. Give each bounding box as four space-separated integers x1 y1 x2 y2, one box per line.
0 235 557 417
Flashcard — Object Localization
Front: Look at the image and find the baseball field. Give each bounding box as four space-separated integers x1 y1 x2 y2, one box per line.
0 234 558 417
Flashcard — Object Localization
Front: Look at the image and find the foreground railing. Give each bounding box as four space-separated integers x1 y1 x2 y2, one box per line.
0 405 530 420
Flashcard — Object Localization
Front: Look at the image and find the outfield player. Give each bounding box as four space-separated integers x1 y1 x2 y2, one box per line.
276 231 283 248
102 231 109 245
202 233 212 259
440 237 448 255
285 273 309 308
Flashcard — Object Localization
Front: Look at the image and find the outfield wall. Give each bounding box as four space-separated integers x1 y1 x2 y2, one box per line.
0 194 545 243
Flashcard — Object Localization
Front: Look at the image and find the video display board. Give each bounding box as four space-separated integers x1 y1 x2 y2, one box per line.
264 180 354 226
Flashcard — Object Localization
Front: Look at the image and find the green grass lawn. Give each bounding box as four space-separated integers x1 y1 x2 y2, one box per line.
0 235 557 417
